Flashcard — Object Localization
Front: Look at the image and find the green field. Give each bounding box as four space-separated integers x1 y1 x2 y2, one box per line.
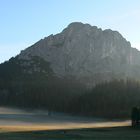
0 126 140 140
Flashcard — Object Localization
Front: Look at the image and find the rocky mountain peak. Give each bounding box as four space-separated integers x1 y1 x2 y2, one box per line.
62 22 99 36
17 22 140 86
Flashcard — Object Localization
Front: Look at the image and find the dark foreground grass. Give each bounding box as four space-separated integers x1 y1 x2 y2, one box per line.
0 126 140 140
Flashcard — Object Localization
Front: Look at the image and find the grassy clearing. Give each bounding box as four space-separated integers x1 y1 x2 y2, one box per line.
0 126 140 140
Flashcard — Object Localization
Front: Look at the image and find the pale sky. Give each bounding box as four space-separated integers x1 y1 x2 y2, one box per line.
0 0 140 63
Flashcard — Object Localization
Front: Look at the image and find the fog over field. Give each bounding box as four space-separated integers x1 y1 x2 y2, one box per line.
0 107 130 132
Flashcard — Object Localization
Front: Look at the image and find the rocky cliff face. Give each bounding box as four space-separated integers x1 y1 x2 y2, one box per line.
17 22 140 86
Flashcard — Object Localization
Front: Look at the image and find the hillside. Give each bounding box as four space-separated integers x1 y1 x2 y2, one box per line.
18 22 140 86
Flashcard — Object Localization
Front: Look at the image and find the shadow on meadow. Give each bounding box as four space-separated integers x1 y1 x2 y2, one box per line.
0 126 140 140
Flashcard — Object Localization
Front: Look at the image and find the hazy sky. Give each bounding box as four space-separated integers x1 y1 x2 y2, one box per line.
0 0 140 63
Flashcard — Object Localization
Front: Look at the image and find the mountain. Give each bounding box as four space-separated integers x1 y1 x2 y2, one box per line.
1 22 140 117
16 22 140 86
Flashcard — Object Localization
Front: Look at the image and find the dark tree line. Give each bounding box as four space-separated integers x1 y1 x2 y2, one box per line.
70 79 140 118
1 78 140 118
